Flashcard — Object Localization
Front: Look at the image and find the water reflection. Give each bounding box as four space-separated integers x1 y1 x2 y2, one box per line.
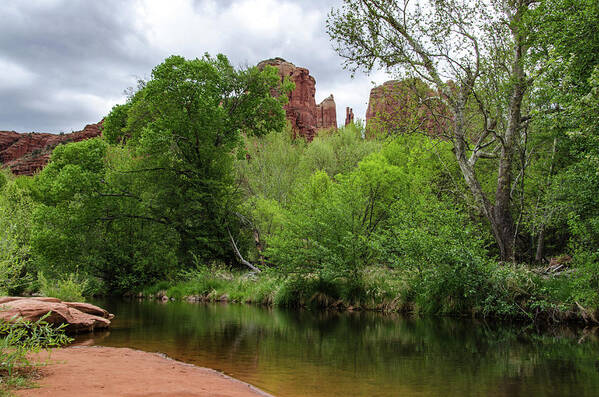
74 300 599 397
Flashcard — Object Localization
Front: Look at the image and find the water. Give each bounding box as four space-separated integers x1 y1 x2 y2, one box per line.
75 300 599 397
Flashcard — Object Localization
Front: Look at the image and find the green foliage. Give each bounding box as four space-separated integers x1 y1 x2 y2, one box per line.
21 53 291 291
141 281 171 297
141 266 281 305
301 123 381 177
0 174 35 295
267 134 458 282
572 258 599 309
237 128 308 206
237 124 380 205
101 54 290 267
525 1 599 261
102 103 131 145
37 272 87 302
0 314 71 379
29 138 178 292
237 124 382 262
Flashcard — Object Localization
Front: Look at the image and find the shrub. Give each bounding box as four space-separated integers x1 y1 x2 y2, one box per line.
0 313 71 380
142 281 172 297
37 272 87 302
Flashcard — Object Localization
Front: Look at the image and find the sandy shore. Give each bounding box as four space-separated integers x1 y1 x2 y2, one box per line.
16 346 274 397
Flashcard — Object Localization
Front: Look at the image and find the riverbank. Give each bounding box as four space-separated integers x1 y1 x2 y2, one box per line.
16 346 274 397
136 265 598 325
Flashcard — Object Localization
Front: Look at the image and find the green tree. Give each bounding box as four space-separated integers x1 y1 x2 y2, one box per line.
267 134 455 281
327 0 540 261
102 54 291 270
0 173 35 294
30 138 179 291
525 0 599 260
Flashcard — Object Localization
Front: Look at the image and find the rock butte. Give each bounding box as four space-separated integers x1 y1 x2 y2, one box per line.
345 107 355 126
1 73 447 176
0 296 113 333
365 79 449 137
257 57 337 141
0 122 102 175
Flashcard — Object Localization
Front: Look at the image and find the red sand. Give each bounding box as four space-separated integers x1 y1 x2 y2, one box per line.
16 346 274 397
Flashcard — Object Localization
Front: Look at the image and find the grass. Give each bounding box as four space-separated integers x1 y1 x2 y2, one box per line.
0 315 71 396
137 263 596 324
37 272 87 302
139 266 425 312
0 371 39 396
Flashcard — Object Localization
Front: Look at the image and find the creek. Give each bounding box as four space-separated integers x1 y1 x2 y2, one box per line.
75 300 599 396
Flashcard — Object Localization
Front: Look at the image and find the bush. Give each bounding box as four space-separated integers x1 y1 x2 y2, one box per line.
0 313 71 380
0 176 35 296
569 250 599 309
142 281 172 297
37 272 87 302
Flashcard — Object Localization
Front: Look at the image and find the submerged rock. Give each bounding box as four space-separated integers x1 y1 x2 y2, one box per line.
0 296 114 333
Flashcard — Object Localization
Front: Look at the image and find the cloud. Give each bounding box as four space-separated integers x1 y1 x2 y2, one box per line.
0 58 37 90
0 0 154 132
0 0 392 132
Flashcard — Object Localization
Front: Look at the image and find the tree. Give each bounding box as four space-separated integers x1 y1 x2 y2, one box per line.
30 138 179 291
327 0 539 261
102 54 291 270
527 0 599 260
0 172 35 294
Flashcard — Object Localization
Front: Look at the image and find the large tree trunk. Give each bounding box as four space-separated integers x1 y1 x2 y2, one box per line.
452 5 527 262
494 5 527 263
535 227 546 263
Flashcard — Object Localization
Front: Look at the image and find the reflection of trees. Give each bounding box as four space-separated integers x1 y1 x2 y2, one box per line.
83 300 599 396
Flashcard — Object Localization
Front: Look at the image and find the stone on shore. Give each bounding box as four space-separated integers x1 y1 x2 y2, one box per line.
0 296 113 333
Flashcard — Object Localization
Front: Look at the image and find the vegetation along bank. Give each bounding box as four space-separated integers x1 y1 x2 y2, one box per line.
1 0 598 326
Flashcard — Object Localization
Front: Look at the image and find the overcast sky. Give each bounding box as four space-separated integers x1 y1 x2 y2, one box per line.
0 0 394 133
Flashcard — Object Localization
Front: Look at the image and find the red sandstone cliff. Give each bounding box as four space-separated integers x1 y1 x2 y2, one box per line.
0 122 102 175
257 58 336 141
365 79 448 137
316 95 337 131
345 107 354 126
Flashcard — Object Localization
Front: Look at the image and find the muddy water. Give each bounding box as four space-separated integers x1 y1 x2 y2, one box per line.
75 300 599 397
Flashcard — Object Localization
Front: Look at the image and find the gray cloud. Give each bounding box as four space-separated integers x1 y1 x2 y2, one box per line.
0 0 387 133
1 1 157 132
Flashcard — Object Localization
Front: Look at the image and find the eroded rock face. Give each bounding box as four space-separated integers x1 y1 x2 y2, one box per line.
0 122 102 175
365 80 448 137
0 297 113 333
316 95 337 130
345 107 355 126
257 58 336 141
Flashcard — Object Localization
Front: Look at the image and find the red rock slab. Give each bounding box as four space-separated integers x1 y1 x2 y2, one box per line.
63 301 114 319
17 346 275 397
0 297 112 333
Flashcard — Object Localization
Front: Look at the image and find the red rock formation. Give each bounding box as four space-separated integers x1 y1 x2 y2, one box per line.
0 296 114 333
0 122 102 175
345 107 354 126
316 95 337 130
365 79 449 137
257 58 336 141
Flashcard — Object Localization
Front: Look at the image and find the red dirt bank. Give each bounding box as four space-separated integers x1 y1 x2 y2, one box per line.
18 346 274 397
